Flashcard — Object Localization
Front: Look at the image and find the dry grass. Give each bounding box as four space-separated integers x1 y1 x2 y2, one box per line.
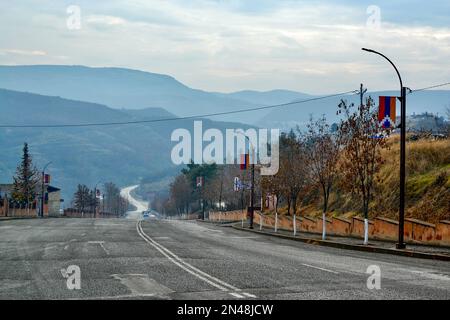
280 137 450 223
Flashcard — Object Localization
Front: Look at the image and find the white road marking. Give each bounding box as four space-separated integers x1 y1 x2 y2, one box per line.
242 292 257 298
408 270 450 281
229 292 245 298
111 274 173 297
137 220 241 292
204 229 223 233
64 245 69 251
69 293 156 300
88 241 109 255
301 263 339 274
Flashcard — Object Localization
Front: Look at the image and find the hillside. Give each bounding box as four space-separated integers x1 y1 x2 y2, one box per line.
286 136 450 223
0 65 262 124
0 89 255 201
1 65 449 130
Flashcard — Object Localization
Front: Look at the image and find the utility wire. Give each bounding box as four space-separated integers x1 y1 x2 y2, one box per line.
0 81 448 128
409 82 450 93
0 90 358 128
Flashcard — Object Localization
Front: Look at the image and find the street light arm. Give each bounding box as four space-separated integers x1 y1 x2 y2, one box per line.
362 48 403 90
43 161 52 173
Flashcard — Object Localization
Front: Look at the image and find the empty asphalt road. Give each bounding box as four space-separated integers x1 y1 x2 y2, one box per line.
0 216 449 300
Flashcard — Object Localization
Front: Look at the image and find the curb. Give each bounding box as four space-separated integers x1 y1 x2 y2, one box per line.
197 219 240 227
232 225 450 262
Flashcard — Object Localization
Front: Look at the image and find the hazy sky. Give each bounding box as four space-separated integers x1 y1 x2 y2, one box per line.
1 0 449 93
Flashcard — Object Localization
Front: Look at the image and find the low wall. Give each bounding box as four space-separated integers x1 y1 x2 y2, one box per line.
209 210 246 222
64 209 120 218
208 210 450 247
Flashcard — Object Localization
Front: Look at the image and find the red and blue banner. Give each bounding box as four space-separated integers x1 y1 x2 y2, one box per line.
378 96 396 128
240 154 249 170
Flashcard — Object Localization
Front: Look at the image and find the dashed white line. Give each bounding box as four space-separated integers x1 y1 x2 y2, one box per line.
229 292 245 298
301 263 339 274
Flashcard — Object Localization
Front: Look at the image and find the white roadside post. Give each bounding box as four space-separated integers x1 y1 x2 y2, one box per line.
322 213 326 240
364 218 369 245
293 214 297 236
275 211 278 233
260 213 263 231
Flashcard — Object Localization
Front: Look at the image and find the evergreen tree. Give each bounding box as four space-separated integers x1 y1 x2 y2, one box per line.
12 143 39 204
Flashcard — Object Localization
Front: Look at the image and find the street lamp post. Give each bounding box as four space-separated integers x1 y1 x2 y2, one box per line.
236 130 256 229
41 162 52 218
250 145 255 229
94 182 102 218
362 48 407 249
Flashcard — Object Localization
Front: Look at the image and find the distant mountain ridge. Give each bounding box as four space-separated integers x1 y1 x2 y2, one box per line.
0 88 254 201
1 65 448 130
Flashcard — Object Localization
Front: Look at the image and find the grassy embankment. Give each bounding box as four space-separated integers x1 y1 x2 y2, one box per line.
279 136 450 223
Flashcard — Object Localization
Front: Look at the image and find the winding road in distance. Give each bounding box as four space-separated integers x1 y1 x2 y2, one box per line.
120 185 149 220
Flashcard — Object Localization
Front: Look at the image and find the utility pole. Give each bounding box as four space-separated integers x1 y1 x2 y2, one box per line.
94 182 101 218
359 83 367 107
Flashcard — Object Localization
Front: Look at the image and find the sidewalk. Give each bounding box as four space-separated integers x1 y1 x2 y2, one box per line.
227 221 450 261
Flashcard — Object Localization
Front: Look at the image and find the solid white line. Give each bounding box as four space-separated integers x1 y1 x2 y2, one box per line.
69 293 156 300
301 263 339 274
242 292 257 298
229 293 245 298
138 221 241 292
138 221 241 291
136 221 233 292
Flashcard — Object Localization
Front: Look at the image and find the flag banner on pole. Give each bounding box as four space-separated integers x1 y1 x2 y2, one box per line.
240 153 249 170
44 174 51 184
196 176 204 188
378 96 396 128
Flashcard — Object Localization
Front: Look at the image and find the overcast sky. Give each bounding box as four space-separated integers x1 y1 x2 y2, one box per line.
1 0 449 94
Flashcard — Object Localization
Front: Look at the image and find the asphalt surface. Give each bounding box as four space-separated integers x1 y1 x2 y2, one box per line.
0 216 449 300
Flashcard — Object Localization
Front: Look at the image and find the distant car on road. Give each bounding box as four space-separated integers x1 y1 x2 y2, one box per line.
142 210 156 219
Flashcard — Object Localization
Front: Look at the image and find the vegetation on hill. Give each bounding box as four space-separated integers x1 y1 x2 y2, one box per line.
156 101 450 224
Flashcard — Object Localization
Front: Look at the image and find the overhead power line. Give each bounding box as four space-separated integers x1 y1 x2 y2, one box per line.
0 81 448 129
0 90 358 128
410 82 450 93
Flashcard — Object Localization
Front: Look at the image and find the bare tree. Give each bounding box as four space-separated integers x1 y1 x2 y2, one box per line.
338 97 390 244
170 174 192 214
305 115 343 240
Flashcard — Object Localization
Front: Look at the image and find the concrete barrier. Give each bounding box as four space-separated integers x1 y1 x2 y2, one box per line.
373 217 398 241
208 210 450 247
330 217 352 236
405 218 435 243
436 221 450 245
